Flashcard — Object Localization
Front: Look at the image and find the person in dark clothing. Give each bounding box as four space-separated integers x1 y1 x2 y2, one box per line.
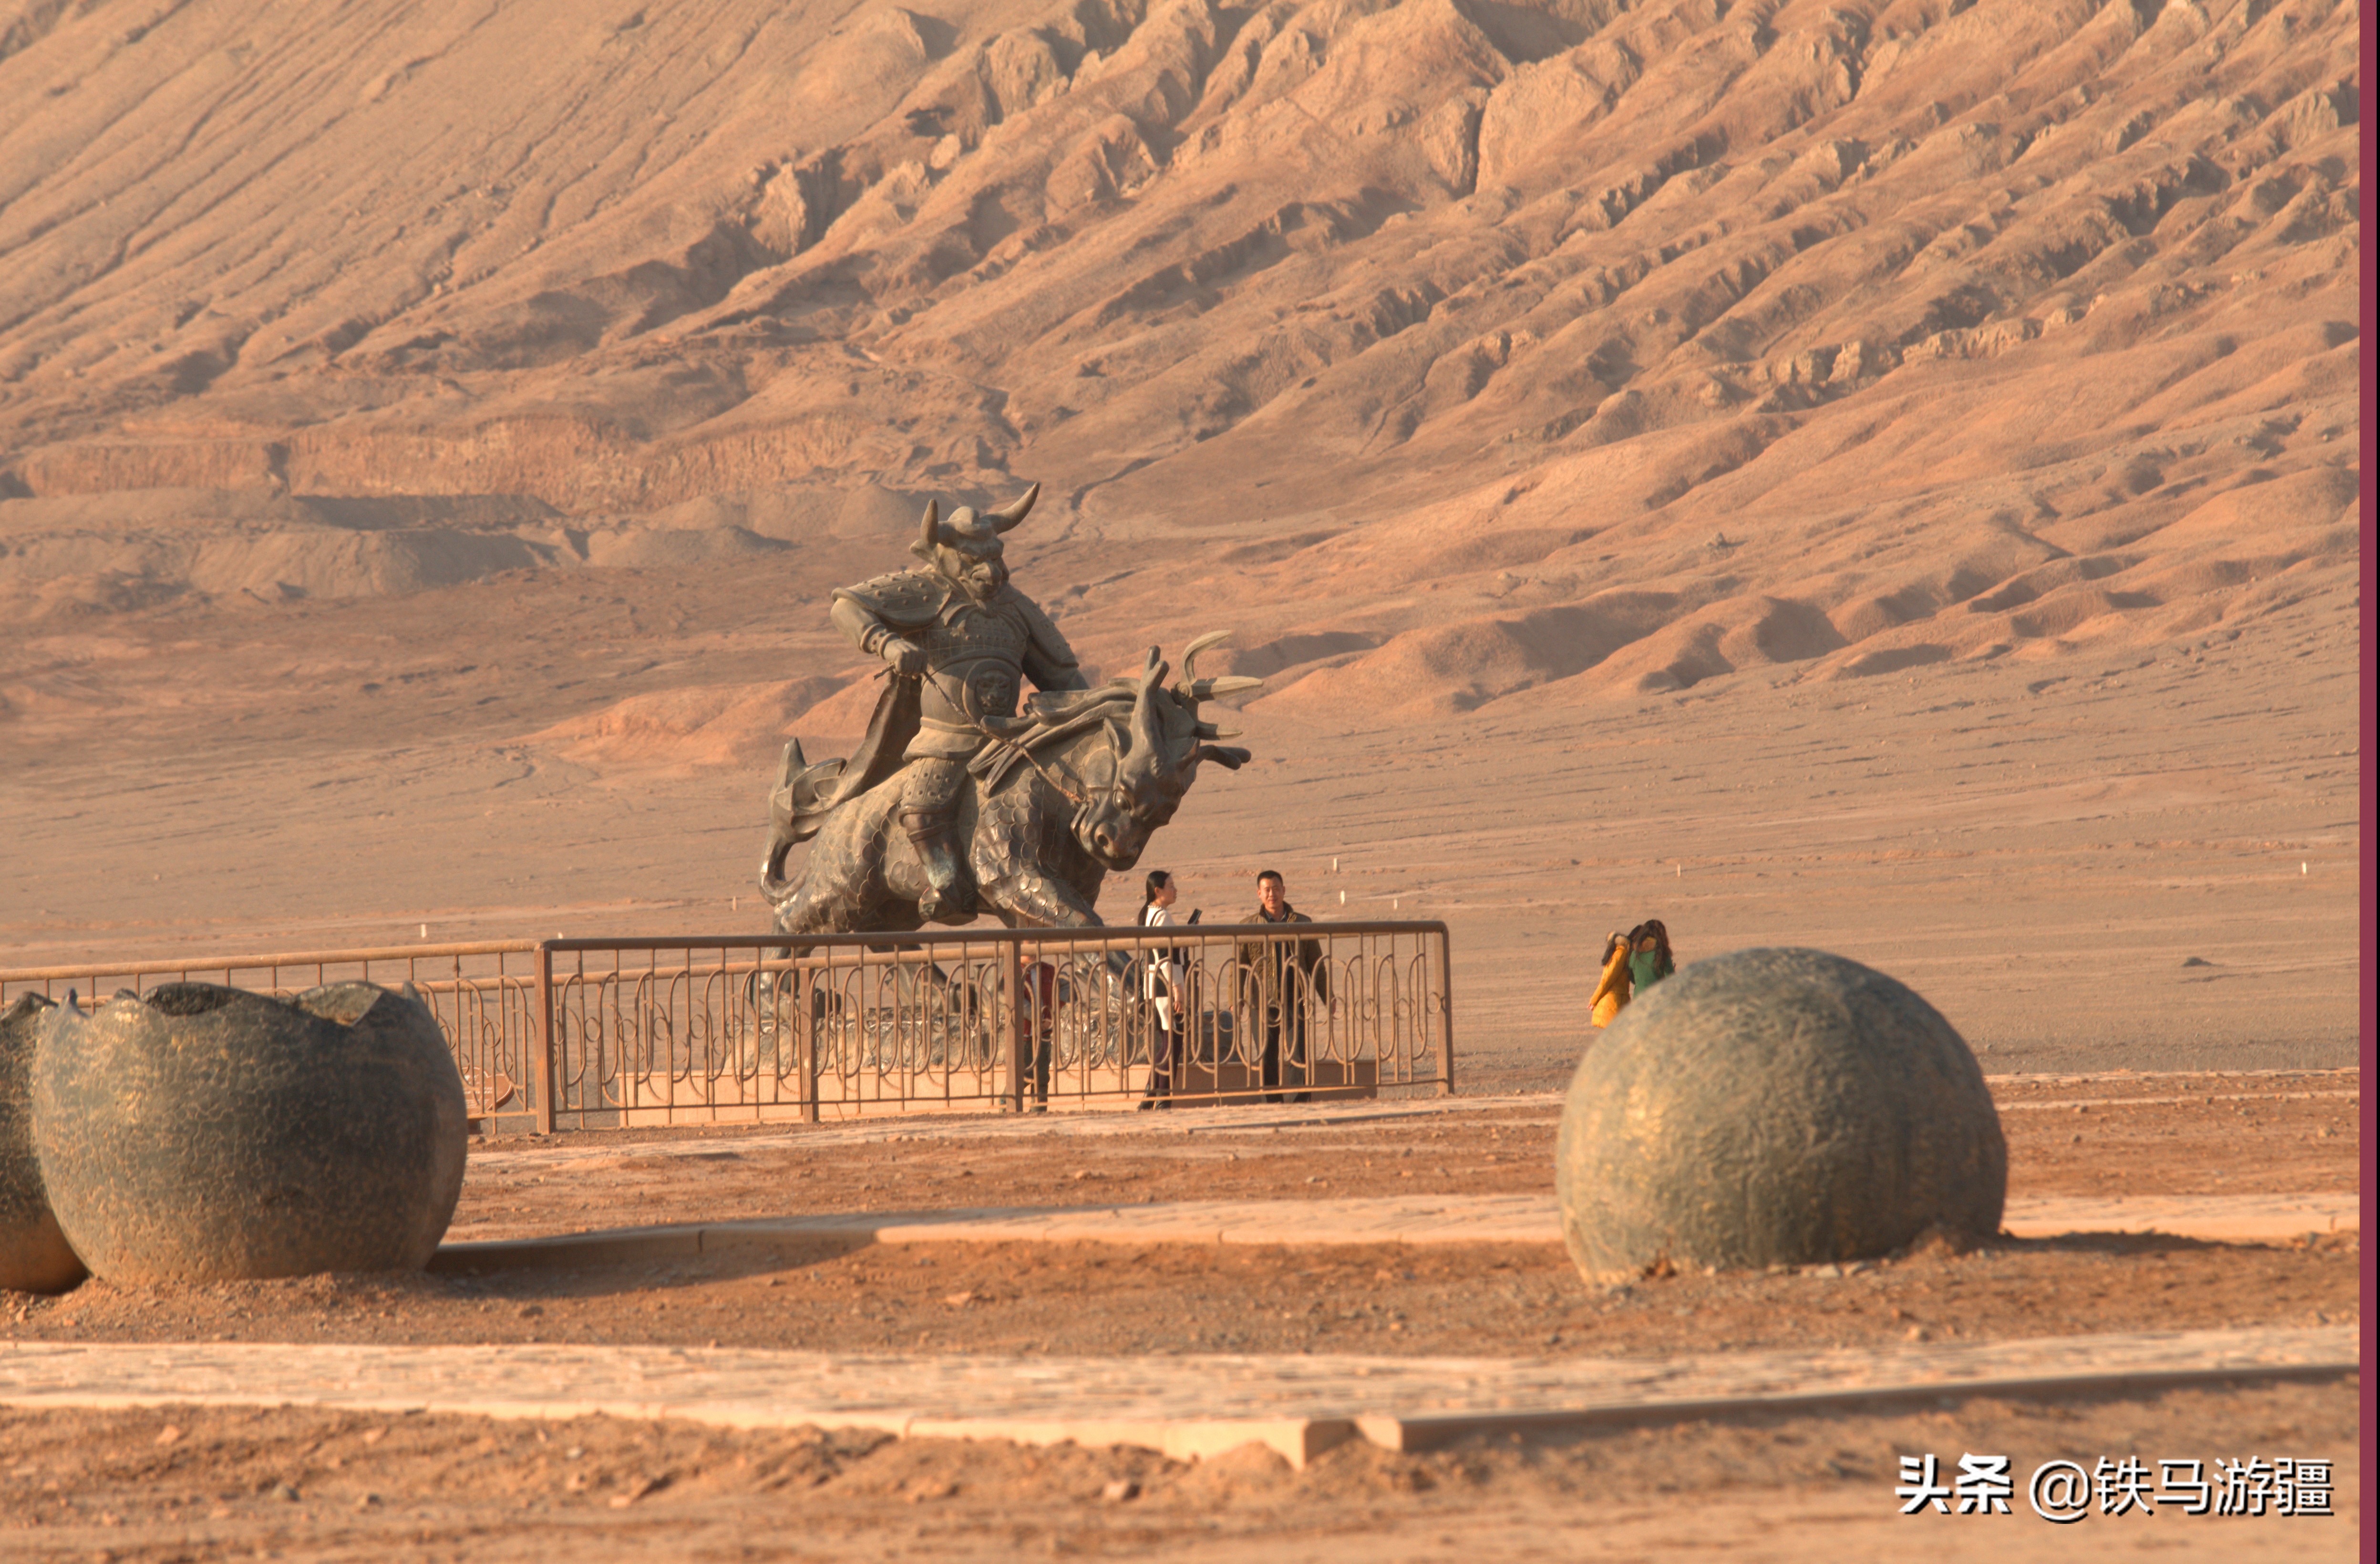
1236 869 1329 1104
1020 952 1058 1111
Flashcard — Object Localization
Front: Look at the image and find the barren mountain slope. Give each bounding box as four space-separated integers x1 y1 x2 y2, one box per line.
0 0 2359 707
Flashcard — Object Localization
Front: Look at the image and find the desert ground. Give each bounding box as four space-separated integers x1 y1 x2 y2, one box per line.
0 1382 2352 1562
0 0 2364 1558
7 1076 2361 1359
0 1079 2362 1561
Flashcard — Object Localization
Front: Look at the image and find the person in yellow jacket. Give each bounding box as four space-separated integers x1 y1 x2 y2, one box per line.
1588 931 1633 1028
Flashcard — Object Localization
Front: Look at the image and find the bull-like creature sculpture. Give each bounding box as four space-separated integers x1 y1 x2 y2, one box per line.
758 483 1258 936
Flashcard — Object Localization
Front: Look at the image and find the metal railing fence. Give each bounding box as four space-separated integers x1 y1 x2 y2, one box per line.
0 922 1454 1131
0 942 546 1133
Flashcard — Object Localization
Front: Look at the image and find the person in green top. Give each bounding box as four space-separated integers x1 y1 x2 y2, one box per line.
1628 919 1676 991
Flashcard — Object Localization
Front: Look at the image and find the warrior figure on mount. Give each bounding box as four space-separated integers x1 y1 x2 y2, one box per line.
760 481 1258 937
783 483 1088 920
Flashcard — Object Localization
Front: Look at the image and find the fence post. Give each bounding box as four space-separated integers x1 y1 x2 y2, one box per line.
800 956 820 1125
1432 925 1455 1097
535 942 557 1134
1001 936 1023 1113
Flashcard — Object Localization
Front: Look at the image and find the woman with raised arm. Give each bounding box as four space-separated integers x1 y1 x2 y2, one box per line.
1137 870 1186 1109
1629 919 1676 993
1588 930 1633 1028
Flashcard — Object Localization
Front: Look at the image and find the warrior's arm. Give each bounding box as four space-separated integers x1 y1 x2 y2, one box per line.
830 595 927 675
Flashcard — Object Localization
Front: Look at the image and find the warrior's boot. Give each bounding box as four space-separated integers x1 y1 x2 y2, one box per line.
901 809 972 922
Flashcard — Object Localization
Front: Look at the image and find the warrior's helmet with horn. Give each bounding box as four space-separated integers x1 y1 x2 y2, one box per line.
912 484 1039 604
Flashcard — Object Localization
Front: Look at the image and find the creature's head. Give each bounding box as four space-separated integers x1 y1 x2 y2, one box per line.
911 484 1039 604
1076 634 1260 870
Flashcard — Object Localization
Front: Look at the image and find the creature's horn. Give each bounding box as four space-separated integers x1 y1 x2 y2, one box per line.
1193 720 1245 741
987 482 1040 533
1188 676 1264 703
1178 629 1233 689
1129 645 1167 756
910 500 941 561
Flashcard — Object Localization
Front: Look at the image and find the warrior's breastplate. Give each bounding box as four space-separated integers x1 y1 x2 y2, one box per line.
916 599 1031 729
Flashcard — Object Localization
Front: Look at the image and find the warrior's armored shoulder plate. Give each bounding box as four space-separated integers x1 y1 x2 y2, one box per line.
834 569 951 628
999 585 1083 676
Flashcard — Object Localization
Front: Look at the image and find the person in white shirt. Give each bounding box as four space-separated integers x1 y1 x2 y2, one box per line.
1137 870 1187 1109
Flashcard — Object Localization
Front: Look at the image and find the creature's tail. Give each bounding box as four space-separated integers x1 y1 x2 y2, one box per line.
757 738 808 901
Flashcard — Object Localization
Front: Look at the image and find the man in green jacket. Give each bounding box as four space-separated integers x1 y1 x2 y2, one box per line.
1236 870 1329 1103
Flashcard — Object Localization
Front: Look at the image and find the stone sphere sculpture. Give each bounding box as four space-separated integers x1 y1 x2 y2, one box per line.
33 981 468 1284
1 994 87 1294
1556 948 2005 1281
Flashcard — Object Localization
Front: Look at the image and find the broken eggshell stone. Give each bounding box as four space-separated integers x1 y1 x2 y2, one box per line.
1556 947 2006 1281
32 981 468 1284
1 992 87 1294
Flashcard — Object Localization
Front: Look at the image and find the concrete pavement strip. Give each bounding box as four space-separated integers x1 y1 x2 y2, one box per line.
432 1192 2360 1270
0 1327 2352 1469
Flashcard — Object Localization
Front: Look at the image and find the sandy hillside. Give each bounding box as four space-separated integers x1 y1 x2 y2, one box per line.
0 0 2361 1085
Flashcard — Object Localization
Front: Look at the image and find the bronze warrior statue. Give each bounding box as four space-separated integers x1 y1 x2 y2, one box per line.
758 483 1259 937
830 484 1085 919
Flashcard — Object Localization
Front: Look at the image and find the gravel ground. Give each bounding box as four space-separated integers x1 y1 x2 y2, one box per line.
1 1070 2359 1560
439 1070 2359 1245
3 1231 2357 1359
0 1381 2356 1562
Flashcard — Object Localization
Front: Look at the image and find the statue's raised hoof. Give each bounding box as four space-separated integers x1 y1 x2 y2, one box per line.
1 995 85 1295
32 982 468 1284
1556 948 2006 1282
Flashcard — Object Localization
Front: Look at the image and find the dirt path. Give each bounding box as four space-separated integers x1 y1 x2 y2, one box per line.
4 1073 2357 1360
0 1382 2356 1562
436 1072 2358 1247
5 1230 2355 1361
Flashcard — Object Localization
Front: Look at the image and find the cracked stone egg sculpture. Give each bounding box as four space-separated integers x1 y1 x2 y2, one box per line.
1 993 87 1294
33 981 467 1283
1557 948 2006 1281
